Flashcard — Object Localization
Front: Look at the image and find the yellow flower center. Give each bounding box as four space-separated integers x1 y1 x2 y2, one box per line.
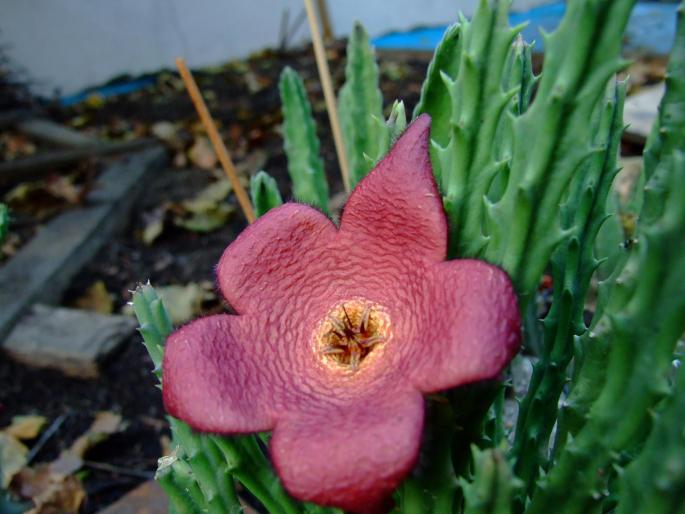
314 300 390 371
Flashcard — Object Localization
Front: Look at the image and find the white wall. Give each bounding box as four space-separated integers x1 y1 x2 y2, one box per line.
1 0 547 97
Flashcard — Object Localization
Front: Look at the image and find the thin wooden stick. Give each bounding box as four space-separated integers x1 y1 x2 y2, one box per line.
303 0 351 192
175 57 256 223
315 0 334 42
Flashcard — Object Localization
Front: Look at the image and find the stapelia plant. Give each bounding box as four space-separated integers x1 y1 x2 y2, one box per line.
162 116 520 512
134 0 685 512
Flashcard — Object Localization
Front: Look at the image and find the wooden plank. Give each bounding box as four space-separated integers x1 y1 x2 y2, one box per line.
17 118 96 147
0 146 166 340
0 138 157 186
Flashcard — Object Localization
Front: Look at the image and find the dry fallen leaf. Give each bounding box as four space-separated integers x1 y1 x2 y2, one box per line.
0 433 28 488
140 178 235 244
155 282 216 325
69 411 124 459
4 174 86 220
172 150 188 168
73 281 114 314
615 157 643 206
174 179 235 232
4 416 47 441
1 133 36 160
235 149 268 177
188 136 218 170
14 466 85 514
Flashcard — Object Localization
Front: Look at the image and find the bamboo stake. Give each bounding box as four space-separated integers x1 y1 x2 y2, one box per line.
303 0 351 192
315 0 334 42
175 57 256 223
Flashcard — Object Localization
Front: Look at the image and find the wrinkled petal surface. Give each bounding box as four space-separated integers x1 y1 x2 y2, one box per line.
162 113 523 514
163 314 277 433
339 114 447 268
270 388 424 514
217 203 337 315
407 259 521 392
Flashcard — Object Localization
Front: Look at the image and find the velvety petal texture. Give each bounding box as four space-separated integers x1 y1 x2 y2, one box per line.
340 114 447 267
408 260 521 392
162 114 521 513
271 389 424 514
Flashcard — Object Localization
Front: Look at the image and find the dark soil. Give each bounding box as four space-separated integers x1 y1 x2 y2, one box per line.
0 43 431 512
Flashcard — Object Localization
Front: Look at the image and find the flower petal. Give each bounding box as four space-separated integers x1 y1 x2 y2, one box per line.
339 114 447 266
217 203 337 314
163 314 277 433
408 260 521 392
270 388 424 513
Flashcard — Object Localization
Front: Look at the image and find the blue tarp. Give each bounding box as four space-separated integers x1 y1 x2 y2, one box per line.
372 1 678 55
59 77 156 107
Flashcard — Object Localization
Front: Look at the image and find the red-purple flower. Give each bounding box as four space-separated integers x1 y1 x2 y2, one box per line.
163 115 520 513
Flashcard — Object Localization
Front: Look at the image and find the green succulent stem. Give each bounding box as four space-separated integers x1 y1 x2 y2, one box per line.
0 204 8 245
339 22 385 187
213 436 303 514
251 171 283 217
279 66 330 212
430 0 520 258
484 0 635 305
526 89 685 514
462 447 519 514
554 1 685 465
396 400 458 514
414 22 462 186
156 459 205 514
510 80 626 498
615 346 685 514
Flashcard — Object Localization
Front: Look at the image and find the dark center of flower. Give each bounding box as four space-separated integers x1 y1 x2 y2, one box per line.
315 300 390 371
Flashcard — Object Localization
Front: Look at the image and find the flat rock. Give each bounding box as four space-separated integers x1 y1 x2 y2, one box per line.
3 304 137 378
97 481 167 514
623 82 665 143
0 147 165 340
95 479 259 514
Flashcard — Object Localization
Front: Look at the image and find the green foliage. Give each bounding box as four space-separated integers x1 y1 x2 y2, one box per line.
414 22 462 185
525 7 685 511
395 401 458 514
432 0 521 258
615 345 685 514
462 447 520 514
251 170 283 217
0 204 7 245
510 80 627 498
484 0 635 304
366 99 408 167
279 66 330 212
339 22 385 187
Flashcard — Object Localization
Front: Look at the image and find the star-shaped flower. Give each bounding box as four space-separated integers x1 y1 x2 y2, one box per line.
163 114 521 513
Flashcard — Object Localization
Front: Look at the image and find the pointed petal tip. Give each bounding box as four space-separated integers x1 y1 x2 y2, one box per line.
397 113 431 150
388 113 433 171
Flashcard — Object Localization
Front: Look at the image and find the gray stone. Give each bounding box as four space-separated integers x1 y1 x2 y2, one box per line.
17 118 95 148
0 146 166 340
96 481 167 514
3 304 137 378
623 82 665 143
